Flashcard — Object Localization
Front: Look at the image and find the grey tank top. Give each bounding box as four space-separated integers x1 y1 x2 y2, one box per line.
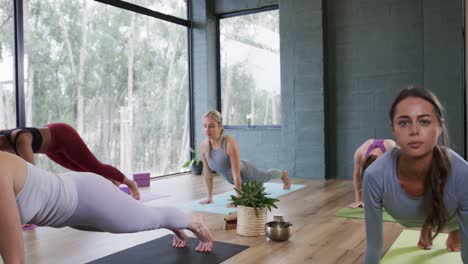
205 136 245 184
16 163 78 227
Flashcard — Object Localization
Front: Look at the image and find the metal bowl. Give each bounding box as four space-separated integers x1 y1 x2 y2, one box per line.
265 221 293 241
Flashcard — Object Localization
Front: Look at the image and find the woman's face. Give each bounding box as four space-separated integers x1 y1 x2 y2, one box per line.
203 116 222 140
392 96 442 159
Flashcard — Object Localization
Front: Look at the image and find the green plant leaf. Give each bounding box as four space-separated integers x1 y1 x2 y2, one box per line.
229 181 279 215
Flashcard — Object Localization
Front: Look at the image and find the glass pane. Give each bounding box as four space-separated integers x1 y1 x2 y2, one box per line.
220 9 281 126
125 0 187 19
24 0 189 176
0 0 17 129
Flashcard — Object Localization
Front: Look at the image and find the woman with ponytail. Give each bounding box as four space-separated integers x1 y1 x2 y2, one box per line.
199 110 291 206
348 138 397 208
363 87 468 264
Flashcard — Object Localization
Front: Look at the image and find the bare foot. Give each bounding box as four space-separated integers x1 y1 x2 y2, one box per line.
347 201 364 209
125 178 141 200
172 229 188 248
446 229 461 252
281 170 291 190
417 228 432 250
187 214 213 252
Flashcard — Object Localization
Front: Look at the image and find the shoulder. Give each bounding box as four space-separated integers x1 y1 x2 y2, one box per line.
224 135 237 146
356 139 373 155
446 148 468 177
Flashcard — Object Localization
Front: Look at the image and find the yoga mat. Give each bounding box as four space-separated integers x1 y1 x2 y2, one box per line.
139 192 168 202
381 230 462 263
87 234 249 264
177 182 305 215
334 207 396 222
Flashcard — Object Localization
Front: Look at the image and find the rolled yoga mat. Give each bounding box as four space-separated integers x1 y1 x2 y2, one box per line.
86 234 249 264
334 207 396 222
381 229 462 263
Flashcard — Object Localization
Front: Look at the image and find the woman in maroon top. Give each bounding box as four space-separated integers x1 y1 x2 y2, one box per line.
0 123 140 199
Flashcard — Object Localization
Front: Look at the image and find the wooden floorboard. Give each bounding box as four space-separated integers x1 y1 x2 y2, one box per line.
10 174 404 264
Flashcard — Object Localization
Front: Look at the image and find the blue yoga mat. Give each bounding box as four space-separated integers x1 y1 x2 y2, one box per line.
177 182 305 215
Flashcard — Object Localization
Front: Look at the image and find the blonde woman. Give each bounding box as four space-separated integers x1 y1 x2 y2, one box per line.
199 110 291 206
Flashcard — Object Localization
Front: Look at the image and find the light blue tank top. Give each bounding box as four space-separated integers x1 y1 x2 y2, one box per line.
16 163 78 227
205 135 275 184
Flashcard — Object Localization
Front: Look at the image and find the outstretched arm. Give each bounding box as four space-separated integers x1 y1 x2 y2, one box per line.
350 150 363 207
15 133 35 164
200 143 214 204
0 168 25 264
226 136 242 191
363 172 384 264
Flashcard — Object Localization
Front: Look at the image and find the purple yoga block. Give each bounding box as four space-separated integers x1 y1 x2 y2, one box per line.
119 184 131 194
133 172 150 187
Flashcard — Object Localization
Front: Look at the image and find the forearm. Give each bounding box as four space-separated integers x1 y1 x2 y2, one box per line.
203 173 213 199
0 176 25 264
16 142 35 165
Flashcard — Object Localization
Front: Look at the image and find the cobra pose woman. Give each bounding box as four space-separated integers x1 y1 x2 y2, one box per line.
199 110 291 206
0 123 140 199
0 151 213 264
348 139 397 208
363 87 468 264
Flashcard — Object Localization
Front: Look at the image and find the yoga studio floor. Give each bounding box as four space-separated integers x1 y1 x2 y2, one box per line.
18 175 404 264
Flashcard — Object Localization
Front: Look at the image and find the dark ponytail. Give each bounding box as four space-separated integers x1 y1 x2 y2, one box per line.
390 87 451 242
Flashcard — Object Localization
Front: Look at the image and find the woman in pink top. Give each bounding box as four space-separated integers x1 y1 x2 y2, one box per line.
348 139 397 208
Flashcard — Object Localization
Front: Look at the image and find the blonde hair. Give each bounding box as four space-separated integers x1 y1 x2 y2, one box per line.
203 109 224 159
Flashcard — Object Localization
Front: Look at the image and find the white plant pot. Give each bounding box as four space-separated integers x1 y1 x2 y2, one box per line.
237 205 268 236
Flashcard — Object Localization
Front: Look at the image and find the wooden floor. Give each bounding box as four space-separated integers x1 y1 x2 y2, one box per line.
15 174 404 264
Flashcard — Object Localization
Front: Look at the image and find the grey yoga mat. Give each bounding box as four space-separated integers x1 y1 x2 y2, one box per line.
87 234 249 264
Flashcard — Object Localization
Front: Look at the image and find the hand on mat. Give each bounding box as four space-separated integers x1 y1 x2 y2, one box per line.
124 177 141 200
199 198 213 204
226 202 234 208
347 201 364 209
417 228 433 250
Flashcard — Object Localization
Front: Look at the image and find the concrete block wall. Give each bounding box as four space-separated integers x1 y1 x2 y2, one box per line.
327 0 463 179
192 0 464 180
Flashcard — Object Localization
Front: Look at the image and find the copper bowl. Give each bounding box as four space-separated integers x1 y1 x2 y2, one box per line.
265 221 293 241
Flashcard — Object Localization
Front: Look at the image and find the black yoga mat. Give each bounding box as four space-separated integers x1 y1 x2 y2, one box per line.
87 234 249 264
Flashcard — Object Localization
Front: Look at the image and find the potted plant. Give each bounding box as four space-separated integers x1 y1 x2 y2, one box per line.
230 181 279 236
182 146 203 175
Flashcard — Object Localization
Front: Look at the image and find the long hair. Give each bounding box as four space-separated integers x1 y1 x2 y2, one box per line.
389 86 451 242
202 109 224 159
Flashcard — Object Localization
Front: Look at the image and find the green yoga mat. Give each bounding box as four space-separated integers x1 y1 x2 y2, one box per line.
381 230 462 263
334 207 396 222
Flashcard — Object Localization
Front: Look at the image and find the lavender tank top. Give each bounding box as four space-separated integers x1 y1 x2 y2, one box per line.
365 139 387 157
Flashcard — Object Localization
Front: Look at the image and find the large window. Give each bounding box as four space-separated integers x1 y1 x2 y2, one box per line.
0 0 17 129
23 0 189 176
219 8 281 126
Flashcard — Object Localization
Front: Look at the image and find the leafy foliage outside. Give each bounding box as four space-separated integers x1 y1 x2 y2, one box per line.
230 181 279 216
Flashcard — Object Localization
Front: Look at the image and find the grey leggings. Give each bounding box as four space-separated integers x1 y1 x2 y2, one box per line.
62 172 188 233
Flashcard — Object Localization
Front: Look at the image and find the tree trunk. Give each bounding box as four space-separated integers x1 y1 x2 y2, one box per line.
26 67 34 125
76 0 89 134
221 50 232 124
263 93 270 125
